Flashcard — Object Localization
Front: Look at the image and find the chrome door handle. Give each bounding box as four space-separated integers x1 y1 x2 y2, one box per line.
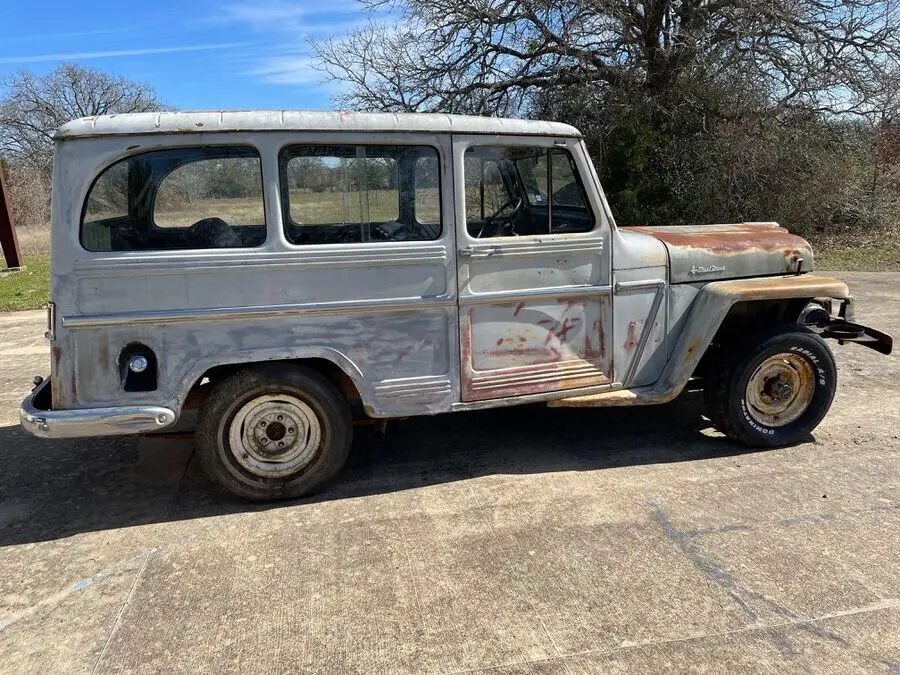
458 247 499 258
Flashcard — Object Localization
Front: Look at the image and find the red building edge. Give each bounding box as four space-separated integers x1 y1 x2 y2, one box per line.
0 167 23 269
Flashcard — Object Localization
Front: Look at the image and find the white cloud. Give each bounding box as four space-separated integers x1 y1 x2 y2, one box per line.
250 53 320 85
0 43 249 65
217 0 364 34
215 0 373 87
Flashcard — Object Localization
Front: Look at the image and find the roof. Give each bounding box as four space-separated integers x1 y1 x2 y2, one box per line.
55 110 582 140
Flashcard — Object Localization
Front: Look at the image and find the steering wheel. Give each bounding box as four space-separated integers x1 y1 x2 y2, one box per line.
476 196 524 238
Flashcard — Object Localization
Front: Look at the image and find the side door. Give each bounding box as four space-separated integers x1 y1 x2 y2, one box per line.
453 135 614 402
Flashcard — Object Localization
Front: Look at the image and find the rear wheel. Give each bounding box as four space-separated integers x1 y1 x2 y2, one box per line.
195 364 352 501
704 325 837 446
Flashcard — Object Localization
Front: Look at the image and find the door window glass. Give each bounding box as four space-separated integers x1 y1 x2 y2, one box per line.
464 146 594 238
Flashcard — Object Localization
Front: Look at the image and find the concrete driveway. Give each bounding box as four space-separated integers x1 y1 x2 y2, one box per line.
0 272 897 673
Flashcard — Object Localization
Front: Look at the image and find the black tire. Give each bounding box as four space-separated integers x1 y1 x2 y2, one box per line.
704 324 837 447
195 364 352 501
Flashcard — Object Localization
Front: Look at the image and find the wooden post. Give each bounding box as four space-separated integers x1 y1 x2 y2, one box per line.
0 166 23 270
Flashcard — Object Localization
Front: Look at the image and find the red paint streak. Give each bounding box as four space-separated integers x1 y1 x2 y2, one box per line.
555 317 581 341
549 346 562 361
513 302 526 316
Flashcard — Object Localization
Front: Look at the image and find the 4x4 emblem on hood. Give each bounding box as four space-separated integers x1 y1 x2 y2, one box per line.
690 264 726 275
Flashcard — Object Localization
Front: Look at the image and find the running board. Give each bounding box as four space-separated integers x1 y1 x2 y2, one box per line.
548 387 665 408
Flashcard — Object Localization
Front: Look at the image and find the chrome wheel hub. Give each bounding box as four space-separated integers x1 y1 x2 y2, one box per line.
228 394 321 477
746 353 816 428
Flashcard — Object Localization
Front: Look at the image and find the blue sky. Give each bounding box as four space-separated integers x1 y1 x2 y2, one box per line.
0 0 384 110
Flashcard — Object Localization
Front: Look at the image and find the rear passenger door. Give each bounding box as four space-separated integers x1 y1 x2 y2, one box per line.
453 135 613 402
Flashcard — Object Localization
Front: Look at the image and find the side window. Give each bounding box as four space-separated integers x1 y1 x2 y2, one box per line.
280 145 442 244
414 155 440 224
81 146 266 251
464 157 512 223
154 157 264 228
464 146 594 238
82 162 128 251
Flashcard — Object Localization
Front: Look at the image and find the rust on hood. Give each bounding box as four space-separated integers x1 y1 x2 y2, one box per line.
631 222 808 254
630 222 813 283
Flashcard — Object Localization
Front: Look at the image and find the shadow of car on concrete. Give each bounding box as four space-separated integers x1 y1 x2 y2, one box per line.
0 392 789 546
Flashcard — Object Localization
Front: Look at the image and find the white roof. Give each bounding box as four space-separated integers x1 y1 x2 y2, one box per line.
55 110 581 140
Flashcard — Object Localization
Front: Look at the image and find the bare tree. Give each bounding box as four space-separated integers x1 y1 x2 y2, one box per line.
0 64 168 173
313 0 900 117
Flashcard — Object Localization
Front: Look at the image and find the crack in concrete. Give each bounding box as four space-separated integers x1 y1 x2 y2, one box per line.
446 598 900 674
647 494 900 671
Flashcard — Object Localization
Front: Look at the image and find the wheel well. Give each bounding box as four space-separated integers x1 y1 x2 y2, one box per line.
694 298 809 378
183 358 364 415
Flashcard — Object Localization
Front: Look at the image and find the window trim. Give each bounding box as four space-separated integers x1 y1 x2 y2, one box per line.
278 142 444 246
79 144 268 253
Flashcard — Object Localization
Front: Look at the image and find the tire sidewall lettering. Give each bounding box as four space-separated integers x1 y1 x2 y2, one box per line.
788 346 827 385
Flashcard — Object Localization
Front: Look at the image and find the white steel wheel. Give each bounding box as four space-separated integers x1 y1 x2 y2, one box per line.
196 364 353 501
228 394 323 478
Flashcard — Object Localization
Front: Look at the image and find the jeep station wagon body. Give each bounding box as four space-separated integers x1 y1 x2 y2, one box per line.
21 111 893 500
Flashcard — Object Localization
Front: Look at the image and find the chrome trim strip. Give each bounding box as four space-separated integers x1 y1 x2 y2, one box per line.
452 381 624 412
619 280 667 387
20 378 176 439
470 361 607 390
63 295 458 328
462 241 604 258
460 284 612 306
74 245 449 276
373 376 453 399
615 279 664 293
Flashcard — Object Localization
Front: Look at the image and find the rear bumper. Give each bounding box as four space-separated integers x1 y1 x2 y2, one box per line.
20 378 176 439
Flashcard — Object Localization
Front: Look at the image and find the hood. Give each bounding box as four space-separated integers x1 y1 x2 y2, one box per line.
630 222 813 284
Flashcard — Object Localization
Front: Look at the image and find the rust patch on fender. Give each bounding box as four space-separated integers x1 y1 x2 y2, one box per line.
717 274 849 300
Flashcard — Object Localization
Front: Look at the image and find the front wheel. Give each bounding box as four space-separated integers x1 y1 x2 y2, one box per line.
704 325 837 446
195 364 352 501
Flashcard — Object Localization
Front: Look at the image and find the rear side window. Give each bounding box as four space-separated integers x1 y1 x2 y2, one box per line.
280 145 441 245
81 146 266 251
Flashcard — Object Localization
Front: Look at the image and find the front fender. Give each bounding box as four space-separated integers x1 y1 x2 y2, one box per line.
636 274 849 406
549 274 888 410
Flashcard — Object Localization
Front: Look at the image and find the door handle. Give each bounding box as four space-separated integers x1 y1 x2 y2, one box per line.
458 247 499 258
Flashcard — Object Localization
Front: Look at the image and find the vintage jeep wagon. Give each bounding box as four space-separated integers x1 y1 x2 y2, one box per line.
21 111 892 500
